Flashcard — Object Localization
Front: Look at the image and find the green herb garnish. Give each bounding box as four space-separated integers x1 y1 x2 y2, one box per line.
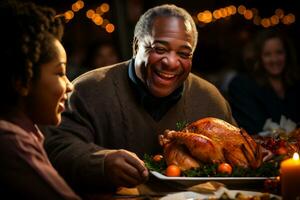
176 121 188 131
144 154 281 177
144 154 167 173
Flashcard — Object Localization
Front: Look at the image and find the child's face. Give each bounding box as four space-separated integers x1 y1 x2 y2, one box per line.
27 39 73 125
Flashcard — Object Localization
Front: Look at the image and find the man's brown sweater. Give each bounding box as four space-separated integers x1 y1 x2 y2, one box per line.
44 60 235 193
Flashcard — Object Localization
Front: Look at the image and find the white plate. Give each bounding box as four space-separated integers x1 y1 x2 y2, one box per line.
150 171 275 188
159 188 282 200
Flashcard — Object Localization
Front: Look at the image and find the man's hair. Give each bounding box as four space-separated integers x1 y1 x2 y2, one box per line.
0 0 64 109
133 4 198 56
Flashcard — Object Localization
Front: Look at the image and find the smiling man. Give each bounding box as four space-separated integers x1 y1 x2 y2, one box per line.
43 4 236 195
134 16 194 98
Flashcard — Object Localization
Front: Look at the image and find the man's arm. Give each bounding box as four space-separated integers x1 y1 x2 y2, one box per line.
43 83 148 194
43 88 114 193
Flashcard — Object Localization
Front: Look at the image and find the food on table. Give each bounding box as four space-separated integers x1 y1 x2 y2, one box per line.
217 163 233 175
255 127 300 157
159 117 263 171
152 154 164 162
165 164 181 177
227 191 278 200
276 147 288 155
159 141 200 171
188 181 224 193
290 127 300 141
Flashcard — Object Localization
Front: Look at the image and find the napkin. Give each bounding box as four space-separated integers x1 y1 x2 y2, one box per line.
260 115 297 137
187 181 225 193
160 186 229 200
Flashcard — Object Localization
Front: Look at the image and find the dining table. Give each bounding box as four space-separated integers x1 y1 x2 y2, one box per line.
81 173 281 200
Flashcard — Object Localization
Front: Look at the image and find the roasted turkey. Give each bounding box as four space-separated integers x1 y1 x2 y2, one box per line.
159 117 263 171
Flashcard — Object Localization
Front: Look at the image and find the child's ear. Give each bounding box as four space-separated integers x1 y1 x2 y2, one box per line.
14 79 30 97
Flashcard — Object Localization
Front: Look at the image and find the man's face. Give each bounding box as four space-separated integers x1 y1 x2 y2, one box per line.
136 16 194 97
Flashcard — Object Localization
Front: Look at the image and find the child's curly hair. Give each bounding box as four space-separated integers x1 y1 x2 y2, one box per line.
0 0 64 110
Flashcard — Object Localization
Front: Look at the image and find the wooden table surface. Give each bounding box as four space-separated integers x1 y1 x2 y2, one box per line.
81 175 281 200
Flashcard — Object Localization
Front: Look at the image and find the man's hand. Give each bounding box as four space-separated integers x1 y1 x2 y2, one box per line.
104 149 149 187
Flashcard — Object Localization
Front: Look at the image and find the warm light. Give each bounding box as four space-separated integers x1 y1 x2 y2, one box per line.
197 11 212 23
280 152 300 199
226 6 233 15
270 15 279 25
64 10 74 20
191 7 293 28
230 5 237 15
93 15 103 25
105 23 115 33
96 7 103 15
220 8 228 18
71 3 80 12
261 18 271 28
238 5 246 15
204 10 212 23
213 10 221 19
281 14 295 25
86 9 95 18
244 10 253 20
100 3 110 13
197 12 203 21
293 153 299 160
282 16 288 25
286 13 296 24
275 8 284 19
77 0 84 9
92 14 102 24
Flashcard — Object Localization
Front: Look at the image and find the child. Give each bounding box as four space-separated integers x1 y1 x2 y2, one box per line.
0 1 80 199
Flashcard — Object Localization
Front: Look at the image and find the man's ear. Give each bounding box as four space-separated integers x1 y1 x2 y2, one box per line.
14 79 31 97
133 37 139 56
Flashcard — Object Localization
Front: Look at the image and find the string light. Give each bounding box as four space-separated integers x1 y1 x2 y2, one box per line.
244 10 253 20
89 3 115 33
195 5 296 28
86 9 94 18
62 1 115 33
62 1 295 30
64 10 74 20
105 23 115 33
275 9 284 18
238 5 246 15
270 15 279 25
100 3 110 13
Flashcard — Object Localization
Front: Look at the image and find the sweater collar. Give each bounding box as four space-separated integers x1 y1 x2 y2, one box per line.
128 59 183 121
1 113 44 142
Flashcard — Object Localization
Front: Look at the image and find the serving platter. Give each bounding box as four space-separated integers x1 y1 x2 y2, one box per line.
150 171 276 188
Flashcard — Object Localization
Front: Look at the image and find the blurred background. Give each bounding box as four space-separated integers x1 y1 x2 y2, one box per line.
29 0 299 93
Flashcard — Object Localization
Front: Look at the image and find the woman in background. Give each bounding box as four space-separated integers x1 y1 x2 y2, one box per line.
228 29 300 134
68 40 120 81
0 1 80 199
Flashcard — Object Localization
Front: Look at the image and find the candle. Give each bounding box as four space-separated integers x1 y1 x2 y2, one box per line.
281 152 300 200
